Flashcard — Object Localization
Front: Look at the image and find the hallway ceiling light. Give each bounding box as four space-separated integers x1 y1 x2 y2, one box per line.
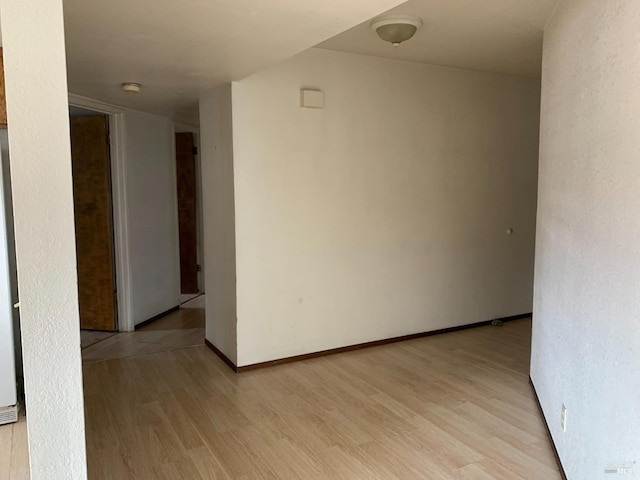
371 14 423 47
121 82 141 94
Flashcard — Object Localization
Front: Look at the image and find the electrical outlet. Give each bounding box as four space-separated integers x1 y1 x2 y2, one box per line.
561 403 567 432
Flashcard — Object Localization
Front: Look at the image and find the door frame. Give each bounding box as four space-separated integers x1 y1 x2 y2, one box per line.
68 94 134 332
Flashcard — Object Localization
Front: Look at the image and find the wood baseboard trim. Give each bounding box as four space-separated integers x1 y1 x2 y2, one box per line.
205 339 238 373
134 306 179 330
529 377 568 480
205 312 531 373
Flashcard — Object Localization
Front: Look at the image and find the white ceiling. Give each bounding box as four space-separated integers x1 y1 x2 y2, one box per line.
317 0 558 79
1 0 557 125
61 0 405 125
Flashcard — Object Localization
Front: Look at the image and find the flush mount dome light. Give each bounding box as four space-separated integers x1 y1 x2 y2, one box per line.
371 14 423 47
121 82 141 94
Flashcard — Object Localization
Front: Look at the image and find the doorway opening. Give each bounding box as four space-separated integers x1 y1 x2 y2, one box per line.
175 129 203 305
69 106 118 348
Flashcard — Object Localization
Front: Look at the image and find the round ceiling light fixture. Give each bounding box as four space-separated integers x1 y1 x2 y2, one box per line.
371 14 423 47
121 82 141 94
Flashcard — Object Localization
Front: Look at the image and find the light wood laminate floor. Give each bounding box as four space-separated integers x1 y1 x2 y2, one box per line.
82 294 206 363
84 309 560 479
6 299 562 479
0 413 29 480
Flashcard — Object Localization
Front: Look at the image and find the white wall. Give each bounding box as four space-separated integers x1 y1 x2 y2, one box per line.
229 49 541 366
124 110 181 325
531 0 640 477
0 0 88 477
200 84 237 363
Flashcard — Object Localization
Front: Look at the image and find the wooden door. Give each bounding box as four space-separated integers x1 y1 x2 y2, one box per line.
175 132 199 294
70 115 117 331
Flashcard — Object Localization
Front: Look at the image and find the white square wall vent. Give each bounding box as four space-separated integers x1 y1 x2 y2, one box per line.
300 89 324 108
0 405 18 425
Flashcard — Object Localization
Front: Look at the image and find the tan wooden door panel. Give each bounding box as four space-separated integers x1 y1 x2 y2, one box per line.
70 115 117 331
175 132 199 294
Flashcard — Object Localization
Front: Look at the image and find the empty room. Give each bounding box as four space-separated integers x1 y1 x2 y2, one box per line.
0 0 637 479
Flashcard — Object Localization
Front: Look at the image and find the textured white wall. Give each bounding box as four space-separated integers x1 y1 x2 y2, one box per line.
232 49 541 366
0 0 88 477
200 84 238 363
531 0 640 477
125 110 181 325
